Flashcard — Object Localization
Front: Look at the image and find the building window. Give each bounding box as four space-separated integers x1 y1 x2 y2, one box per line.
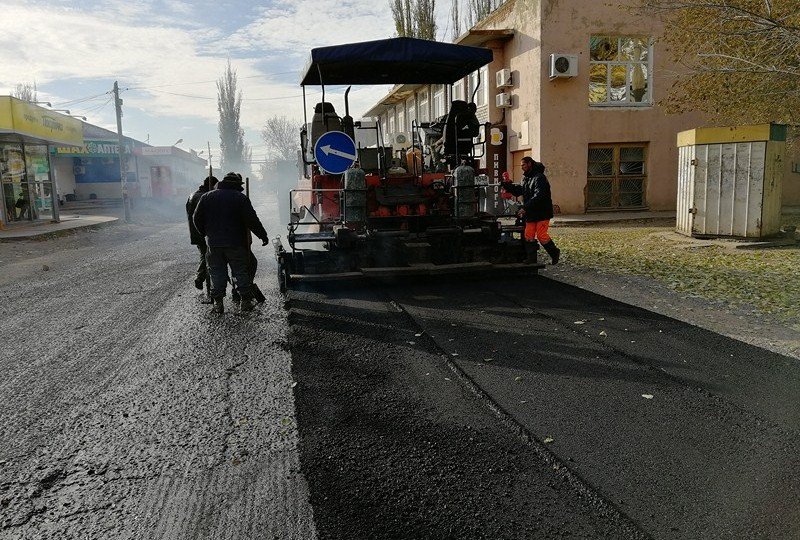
452 79 465 102
589 36 652 106
587 144 647 209
418 90 429 123
406 97 416 129
433 85 445 119
388 110 396 135
467 67 488 107
397 104 406 132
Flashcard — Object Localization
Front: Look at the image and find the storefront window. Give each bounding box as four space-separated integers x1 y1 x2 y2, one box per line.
1 144 26 222
25 145 54 221
0 143 54 223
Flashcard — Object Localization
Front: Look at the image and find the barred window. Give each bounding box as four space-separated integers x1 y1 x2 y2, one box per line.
589 36 652 106
587 144 647 210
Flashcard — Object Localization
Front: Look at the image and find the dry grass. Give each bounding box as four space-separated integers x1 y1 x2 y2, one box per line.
554 219 800 330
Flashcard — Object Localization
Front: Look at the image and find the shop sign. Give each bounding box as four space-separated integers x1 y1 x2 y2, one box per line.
0 97 83 146
51 140 132 157
138 146 173 156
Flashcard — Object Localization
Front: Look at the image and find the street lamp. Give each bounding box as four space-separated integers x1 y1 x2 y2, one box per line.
69 115 87 121
51 109 71 114
32 101 52 107
173 138 183 146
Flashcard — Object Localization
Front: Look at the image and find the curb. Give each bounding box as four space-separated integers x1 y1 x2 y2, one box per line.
0 218 119 242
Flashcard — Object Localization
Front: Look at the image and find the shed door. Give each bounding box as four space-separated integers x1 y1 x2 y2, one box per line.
676 145 695 235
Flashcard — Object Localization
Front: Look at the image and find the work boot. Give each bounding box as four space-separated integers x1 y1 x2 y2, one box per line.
212 298 224 314
542 240 560 265
524 241 539 264
194 276 204 290
231 288 241 304
239 297 255 312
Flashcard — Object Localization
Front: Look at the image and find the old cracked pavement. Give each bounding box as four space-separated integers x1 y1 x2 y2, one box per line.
0 196 316 539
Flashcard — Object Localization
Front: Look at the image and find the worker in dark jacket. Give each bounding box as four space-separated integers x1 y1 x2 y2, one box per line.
193 172 269 313
186 175 218 298
501 157 560 264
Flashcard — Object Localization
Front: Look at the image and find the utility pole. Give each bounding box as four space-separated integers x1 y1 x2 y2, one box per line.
207 141 212 178
113 81 131 222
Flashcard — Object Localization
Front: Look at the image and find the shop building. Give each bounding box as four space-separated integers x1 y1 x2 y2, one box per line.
50 126 207 202
1 95 210 228
133 146 208 198
0 97 83 227
50 123 140 201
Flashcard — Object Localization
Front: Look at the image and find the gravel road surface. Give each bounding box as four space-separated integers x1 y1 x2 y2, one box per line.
0 198 315 539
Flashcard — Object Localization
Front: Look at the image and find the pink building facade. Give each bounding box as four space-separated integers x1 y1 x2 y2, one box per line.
364 0 799 214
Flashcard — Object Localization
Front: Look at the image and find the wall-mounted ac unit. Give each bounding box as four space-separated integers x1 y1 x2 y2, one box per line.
73 165 86 175
495 68 512 88
495 93 512 108
388 132 412 150
549 54 578 78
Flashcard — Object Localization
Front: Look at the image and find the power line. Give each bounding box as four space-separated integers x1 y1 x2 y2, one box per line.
148 89 215 100
55 91 112 107
76 97 114 116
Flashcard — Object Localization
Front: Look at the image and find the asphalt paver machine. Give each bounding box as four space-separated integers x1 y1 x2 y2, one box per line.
274 37 544 291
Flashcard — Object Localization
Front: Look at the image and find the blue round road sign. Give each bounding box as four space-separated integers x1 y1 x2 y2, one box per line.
314 131 357 174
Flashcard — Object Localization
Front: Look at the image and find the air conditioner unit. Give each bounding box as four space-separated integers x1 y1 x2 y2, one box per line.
389 132 412 150
495 68 512 88
73 165 86 175
495 92 512 108
550 54 578 78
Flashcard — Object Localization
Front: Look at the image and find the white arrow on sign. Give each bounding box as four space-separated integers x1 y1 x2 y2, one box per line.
321 144 357 161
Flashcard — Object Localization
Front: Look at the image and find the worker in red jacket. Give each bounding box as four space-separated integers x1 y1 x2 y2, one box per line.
501 157 560 264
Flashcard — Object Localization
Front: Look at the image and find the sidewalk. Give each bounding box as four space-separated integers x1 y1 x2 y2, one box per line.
553 210 675 225
1 209 671 242
0 213 118 241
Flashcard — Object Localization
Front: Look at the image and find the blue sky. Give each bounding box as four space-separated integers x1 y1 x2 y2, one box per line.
1 0 462 167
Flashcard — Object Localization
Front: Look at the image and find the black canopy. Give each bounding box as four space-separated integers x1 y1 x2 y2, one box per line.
300 37 493 86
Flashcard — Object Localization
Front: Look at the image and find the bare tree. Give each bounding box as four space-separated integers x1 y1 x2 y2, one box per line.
637 0 800 127
391 0 413 37
216 59 249 176
466 0 502 27
414 0 437 40
451 0 461 40
262 115 302 161
390 0 437 40
12 82 37 102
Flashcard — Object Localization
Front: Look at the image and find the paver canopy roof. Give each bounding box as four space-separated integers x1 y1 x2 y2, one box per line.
300 37 493 86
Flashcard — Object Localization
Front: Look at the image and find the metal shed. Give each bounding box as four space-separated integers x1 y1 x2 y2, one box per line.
676 124 785 238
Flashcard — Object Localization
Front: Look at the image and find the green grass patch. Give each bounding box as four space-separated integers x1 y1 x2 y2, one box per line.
556 224 800 329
